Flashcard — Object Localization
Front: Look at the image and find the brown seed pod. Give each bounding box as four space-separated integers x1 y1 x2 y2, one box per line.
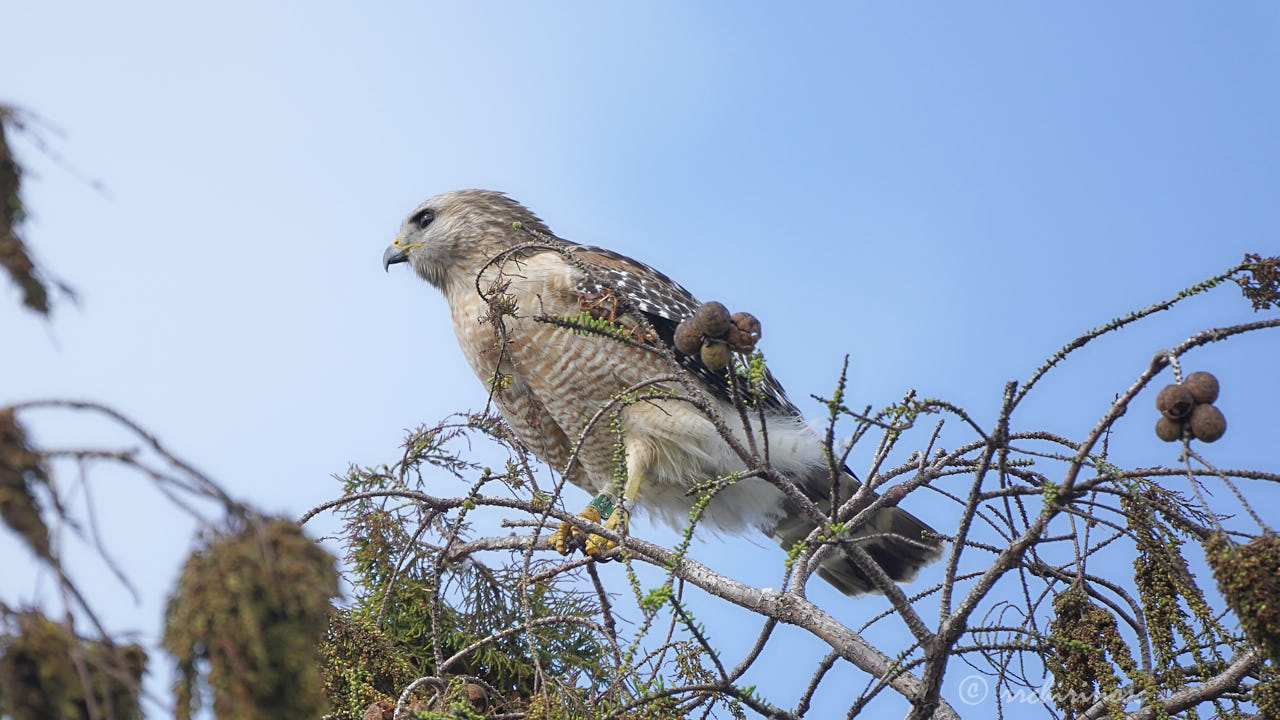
693 301 732 338
1189 403 1227 442
673 318 702 355
1184 371 1220 405
1154 416 1183 442
729 311 761 350
726 327 754 353
700 341 732 371
1156 384 1195 421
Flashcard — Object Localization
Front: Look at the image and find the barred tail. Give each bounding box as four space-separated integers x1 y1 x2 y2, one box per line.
766 471 943 597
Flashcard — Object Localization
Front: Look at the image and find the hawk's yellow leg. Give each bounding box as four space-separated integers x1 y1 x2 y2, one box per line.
551 455 644 560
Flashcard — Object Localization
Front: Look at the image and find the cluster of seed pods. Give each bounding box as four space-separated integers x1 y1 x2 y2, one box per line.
1155 371 1226 443
673 301 761 371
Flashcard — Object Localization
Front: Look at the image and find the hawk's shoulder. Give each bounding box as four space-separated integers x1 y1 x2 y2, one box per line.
561 243 799 416
568 244 701 323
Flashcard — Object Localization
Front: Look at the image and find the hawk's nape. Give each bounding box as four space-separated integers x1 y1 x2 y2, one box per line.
383 189 943 596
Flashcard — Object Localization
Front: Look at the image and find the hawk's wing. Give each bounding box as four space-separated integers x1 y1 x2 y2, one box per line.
567 244 801 417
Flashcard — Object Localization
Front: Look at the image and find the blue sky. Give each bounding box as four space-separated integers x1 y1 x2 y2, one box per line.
4 3 1279 717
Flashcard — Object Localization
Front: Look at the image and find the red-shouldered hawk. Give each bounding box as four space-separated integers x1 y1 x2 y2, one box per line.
383 189 941 595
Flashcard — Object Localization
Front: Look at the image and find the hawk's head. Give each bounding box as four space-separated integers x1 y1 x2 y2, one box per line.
383 189 550 291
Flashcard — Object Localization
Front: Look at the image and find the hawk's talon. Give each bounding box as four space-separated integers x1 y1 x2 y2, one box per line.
584 533 613 558
551 504 602 555
550 502 627 562
583 505 629 561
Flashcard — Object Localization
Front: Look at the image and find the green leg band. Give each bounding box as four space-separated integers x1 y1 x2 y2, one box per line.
589 493 616 519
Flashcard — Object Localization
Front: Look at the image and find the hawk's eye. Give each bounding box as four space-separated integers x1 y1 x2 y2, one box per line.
410 208 435 230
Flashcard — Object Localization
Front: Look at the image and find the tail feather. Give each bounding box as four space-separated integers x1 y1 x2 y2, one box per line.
766 471 943 597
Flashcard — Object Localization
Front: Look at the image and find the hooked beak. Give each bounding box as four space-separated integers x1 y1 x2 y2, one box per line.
383 241 409 272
